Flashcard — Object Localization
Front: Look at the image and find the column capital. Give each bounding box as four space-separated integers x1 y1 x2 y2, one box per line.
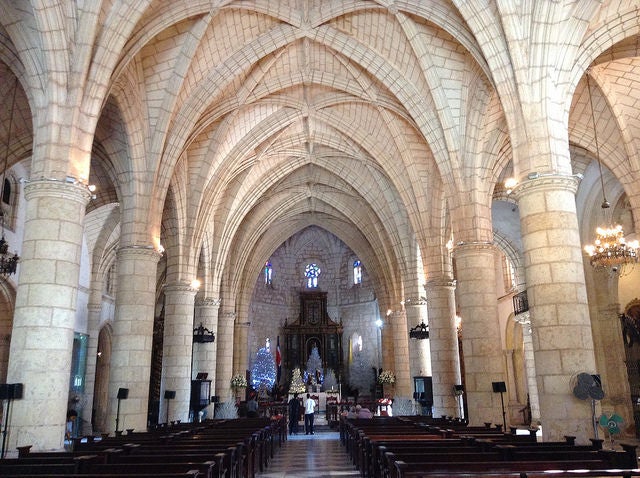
424 278 456 290
24 178 92 205
514 311 532 334
403 297 427 306
117 244 163 262
196 297 222 307
452 241 495 257
163 282 199 295
512 173 579 200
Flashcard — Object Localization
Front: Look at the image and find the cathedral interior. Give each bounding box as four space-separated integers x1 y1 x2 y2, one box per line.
0 0 640 453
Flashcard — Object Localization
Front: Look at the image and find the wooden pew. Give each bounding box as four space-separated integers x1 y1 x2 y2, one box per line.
78 461 217 478
108 452 228 478
9 418 282 478
0 473 202 478
391 459 630 478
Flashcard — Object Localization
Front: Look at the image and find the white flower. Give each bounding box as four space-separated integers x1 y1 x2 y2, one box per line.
378 370 396 384
230 373 247 388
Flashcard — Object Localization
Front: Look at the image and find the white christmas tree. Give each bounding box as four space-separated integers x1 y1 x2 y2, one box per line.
305 345 323 384
289 368 306 394
251 346 276 390
348 349 373 394
323 369 338 391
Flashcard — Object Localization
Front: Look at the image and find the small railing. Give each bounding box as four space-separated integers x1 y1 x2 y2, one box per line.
513 290 529 315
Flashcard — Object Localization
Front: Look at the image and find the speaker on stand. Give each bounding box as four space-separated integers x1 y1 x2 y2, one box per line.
115 387 128 434
0 383 24 459
164 390 175 424
492 381 507 430
453 384 464 420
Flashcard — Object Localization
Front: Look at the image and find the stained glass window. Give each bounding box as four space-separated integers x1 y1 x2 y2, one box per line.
264 261 272 285
353 260 362 284
305 263 320 288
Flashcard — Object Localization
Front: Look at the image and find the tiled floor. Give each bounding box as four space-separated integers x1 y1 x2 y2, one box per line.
257 429 359 477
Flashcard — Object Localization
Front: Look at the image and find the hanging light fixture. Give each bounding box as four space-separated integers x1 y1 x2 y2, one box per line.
409 321 429 340
583 71 639 275
0 79 20 276
193 322 215 343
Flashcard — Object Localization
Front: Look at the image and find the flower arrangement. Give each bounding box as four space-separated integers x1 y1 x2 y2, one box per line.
230 373 247 388
378 370 396 385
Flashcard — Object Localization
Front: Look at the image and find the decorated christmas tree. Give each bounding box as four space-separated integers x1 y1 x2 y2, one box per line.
289 368 306 394
251 346 276 390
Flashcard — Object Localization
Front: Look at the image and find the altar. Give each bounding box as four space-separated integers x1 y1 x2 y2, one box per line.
288 391 341 413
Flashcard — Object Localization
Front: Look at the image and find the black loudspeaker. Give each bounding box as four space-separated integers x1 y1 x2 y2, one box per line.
11 383 23 399
210 396 219 404
0 383 23 400
454 384 464 392
164 390 176 399
117 388 129 399
492 381 506 393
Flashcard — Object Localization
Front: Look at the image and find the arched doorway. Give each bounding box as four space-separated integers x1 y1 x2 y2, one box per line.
0 280 16 384
620 299 640 437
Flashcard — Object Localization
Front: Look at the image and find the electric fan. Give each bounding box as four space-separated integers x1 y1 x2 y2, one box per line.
570 372 605 438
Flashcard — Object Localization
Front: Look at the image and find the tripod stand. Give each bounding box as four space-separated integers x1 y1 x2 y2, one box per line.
0 395 14 459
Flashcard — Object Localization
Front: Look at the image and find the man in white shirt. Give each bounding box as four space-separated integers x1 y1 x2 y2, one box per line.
304 393 316 435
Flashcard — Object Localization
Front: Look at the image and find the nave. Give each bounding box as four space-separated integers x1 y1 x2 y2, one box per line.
256 430 358 478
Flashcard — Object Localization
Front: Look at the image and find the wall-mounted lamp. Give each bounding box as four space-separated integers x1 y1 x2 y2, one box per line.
504 177 518 194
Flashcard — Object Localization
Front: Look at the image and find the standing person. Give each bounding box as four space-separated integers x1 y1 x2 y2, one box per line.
304 393 316 435
288 393 300 435
246 393 259 418
65 410 78 440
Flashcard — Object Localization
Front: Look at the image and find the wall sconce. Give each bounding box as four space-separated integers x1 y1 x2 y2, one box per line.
504 177 517 194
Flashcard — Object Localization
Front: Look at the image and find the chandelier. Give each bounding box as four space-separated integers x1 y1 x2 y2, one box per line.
193 322 215 343
408 321 429 340
583 71 639 275
0 79 20 276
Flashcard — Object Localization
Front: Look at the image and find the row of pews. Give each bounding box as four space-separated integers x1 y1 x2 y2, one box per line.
0 416 287 478
340 415 640 478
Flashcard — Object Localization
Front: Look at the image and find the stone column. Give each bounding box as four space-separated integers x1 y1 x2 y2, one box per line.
453 242 506 427
390 309 411 397
593 297 632 429
82 298 102 436
193 298 220 417
505 349 517 403
161 282 198 423
233 320 250 381
216 312 235 402
107 245 161 434
514 175 596 442
406 298 430 378
6 180 90 451
516 312 541 424
425 278 461 418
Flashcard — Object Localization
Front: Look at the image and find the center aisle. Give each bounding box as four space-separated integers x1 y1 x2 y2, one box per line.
257 429 359 477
